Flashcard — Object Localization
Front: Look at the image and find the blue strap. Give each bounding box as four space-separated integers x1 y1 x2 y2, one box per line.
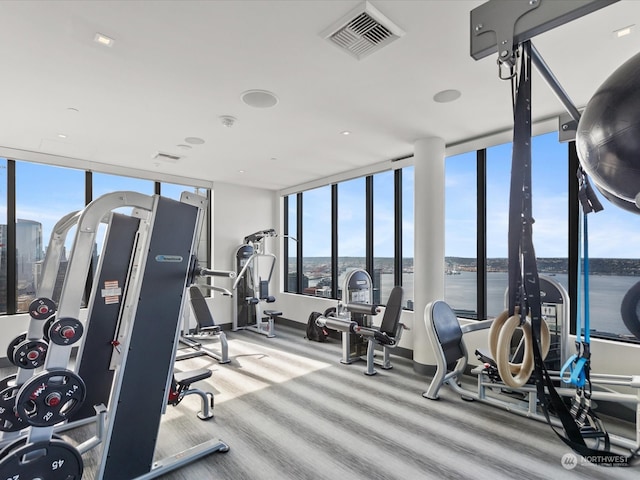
570 357 588 387
583 213 591 344
561 206 592 386
560 353 578 384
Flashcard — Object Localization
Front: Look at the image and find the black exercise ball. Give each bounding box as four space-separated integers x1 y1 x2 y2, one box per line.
576 50 640 206
595 181 640 215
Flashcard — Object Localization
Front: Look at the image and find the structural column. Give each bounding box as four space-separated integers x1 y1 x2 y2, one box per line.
413 137 445 372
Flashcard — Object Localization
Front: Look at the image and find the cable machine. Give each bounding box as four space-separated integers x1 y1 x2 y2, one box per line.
232 229 282 337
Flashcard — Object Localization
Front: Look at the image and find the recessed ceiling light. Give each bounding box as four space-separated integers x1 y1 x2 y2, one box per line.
614 25 634 38
238 170 245 174
176 144 192 150
94 33 114 47
341 131 351 136
240 90 279 108
433 89 462 103
184 137 205 145
58 134 67 139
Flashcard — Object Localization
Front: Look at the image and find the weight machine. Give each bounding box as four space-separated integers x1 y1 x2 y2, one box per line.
0 191 230 479
314 269 407 375
232 229 282 337
424 276 640 454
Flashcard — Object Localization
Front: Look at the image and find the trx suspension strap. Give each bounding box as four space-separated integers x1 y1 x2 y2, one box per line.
561 171 604 427
509 41 633 466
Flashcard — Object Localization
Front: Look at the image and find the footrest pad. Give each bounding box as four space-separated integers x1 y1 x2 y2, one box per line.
174 368 212 385
264 310 282 317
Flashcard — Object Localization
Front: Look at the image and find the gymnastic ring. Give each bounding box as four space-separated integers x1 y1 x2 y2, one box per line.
490 309 550 374
488 310 511 362
496 316 551 388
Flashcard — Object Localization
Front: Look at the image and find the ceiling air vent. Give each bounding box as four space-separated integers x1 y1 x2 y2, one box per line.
321 1 405 60
153 152 182 162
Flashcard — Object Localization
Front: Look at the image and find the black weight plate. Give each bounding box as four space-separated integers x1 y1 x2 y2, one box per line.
0 386 26 432
12 339 48 369
15 369 86 427
0 375 17 392
5 333 27 366
0 439 82 479
48 317 84 346
28 297 57 320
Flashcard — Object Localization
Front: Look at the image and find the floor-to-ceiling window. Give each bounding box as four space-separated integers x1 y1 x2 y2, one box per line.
284 195 298 293
373 170 395 305
15 161 85 311
283 130 635 346
444 151 477 316
337 178 366 300
402 166 415 310
302 185 332 297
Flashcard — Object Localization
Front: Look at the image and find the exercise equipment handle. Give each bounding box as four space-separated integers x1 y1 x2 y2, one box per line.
197 268 237 279
345 303 380 315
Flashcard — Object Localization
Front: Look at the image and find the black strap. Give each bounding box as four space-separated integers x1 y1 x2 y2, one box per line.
508 41 634 466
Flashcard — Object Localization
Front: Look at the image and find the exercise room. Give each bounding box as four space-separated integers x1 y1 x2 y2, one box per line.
0 0 639 478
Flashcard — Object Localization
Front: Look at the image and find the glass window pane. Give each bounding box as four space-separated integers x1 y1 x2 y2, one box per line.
587 188 640 342
337 178 366 300
402 166 414 310
486 132 568 317
373 171 394 305
302 186 332 297
15 161 85 312
286 195 298 293
445 151 477 317
0 159 7 313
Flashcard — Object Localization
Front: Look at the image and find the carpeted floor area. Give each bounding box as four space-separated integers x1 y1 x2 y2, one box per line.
4 323 639 479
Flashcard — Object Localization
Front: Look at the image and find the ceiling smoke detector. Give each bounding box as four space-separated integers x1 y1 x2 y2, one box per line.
219 115 237 127
321 1 405 60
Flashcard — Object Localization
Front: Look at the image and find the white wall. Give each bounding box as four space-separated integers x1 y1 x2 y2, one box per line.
207 182 277 327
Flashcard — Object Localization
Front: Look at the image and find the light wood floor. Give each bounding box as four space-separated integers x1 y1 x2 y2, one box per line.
4 324 639 479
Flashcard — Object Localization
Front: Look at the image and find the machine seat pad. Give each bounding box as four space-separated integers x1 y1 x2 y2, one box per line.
174 368 212 386
264 310 282 317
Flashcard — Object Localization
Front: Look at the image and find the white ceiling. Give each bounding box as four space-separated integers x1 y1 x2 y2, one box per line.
0 0 639 191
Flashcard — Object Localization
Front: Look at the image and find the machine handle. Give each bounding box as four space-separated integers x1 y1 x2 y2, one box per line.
197 267 237 279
